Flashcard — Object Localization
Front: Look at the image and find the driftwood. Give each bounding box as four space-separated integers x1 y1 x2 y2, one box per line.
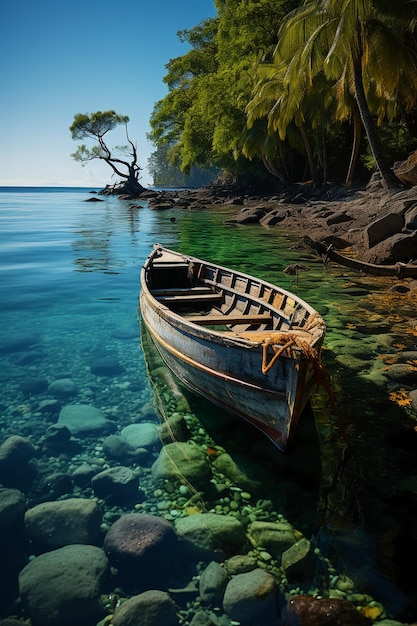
304 236 417 279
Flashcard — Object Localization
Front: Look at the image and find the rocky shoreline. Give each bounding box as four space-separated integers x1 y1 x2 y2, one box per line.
142 176 417 269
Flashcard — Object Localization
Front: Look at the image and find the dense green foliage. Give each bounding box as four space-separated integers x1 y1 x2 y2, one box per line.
149 0 417 189
148 144 219 187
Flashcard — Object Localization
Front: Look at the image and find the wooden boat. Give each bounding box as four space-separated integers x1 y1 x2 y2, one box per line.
139 244 326 451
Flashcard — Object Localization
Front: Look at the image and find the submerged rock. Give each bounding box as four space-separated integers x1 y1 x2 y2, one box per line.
0 435 37 489
281 537 318 581
111 589 179 626
175 512 246 555
121 422 160 449
18 544 109 626
102 434 137 459
199 561 228 605
47 378 77 397
58 404 116 435
25 498 102 549
151 441 211 488
0 487 26 533
104 513 180 590
91 466 139 502
247 520 299 559
281 594 372 626
222 568 278 625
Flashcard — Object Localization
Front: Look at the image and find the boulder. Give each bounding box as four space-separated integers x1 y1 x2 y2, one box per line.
37 472 74 500
222 568 278 625
281 594 372 626
0 487 26 533
260 209 288 226
365 212 404 248
247 521 299 559
390 230 417 260
0 435 37 488
18 544 109 626
199 561 228 605
91 466 139 502
394 149 417 186
382 363 417 385
175 512 246 555
104 513 180 589
47 378 77 397
151 442 211 488
121 422 160 449
404 204 417 230
363 230 417 263
102 434 137 459
225 207 268 225
158 413 191 444
58 404 115 435
188 610 220 626
25 498 102 549
281 538 318 581
212 452 269 492
0 489 29 616
71 462 99 487
111 589 179 626
223 555 258 576
326 212 353 226
41 424 79 455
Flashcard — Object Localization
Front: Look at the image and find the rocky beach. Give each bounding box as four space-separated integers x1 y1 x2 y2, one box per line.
144 172 417 271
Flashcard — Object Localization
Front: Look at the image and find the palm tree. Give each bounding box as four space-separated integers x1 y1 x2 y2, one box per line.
304 0 417 188
247 56 322 185
249 0 417 189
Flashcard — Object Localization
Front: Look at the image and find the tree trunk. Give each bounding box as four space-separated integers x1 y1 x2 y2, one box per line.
117 166 146 197
345 102 362 187
353 57 401 190
298 121 319 186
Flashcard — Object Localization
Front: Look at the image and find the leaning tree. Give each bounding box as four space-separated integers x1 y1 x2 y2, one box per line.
70 110 146 196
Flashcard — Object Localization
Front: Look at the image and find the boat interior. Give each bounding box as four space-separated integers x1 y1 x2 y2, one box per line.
147 250 316 338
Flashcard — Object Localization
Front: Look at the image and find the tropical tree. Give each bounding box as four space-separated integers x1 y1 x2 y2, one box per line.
70 110 146 196
149 1 299 184
276 0 417 189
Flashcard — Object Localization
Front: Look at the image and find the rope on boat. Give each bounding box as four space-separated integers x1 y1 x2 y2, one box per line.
258 313 352 448
261 332 314 374
260 312 324 374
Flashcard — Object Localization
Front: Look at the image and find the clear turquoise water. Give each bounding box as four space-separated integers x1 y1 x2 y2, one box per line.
1 188 416 618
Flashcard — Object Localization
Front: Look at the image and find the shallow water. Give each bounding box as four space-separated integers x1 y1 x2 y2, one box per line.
1 188 416 620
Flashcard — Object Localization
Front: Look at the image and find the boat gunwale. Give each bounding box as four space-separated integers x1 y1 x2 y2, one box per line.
140 245 325 353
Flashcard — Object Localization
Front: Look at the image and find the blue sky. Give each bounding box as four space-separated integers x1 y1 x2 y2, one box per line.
0 0 216 187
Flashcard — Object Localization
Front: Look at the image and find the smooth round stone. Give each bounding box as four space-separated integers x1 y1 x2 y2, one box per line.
121 423 159 449
47 378 77 397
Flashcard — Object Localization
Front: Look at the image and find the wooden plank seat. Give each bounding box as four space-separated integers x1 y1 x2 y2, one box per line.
156 293 223 304
152 286 214 297
152 262 189 269
185 312 272 326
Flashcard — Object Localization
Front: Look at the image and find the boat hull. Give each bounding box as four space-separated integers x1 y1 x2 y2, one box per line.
139 245 325 451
